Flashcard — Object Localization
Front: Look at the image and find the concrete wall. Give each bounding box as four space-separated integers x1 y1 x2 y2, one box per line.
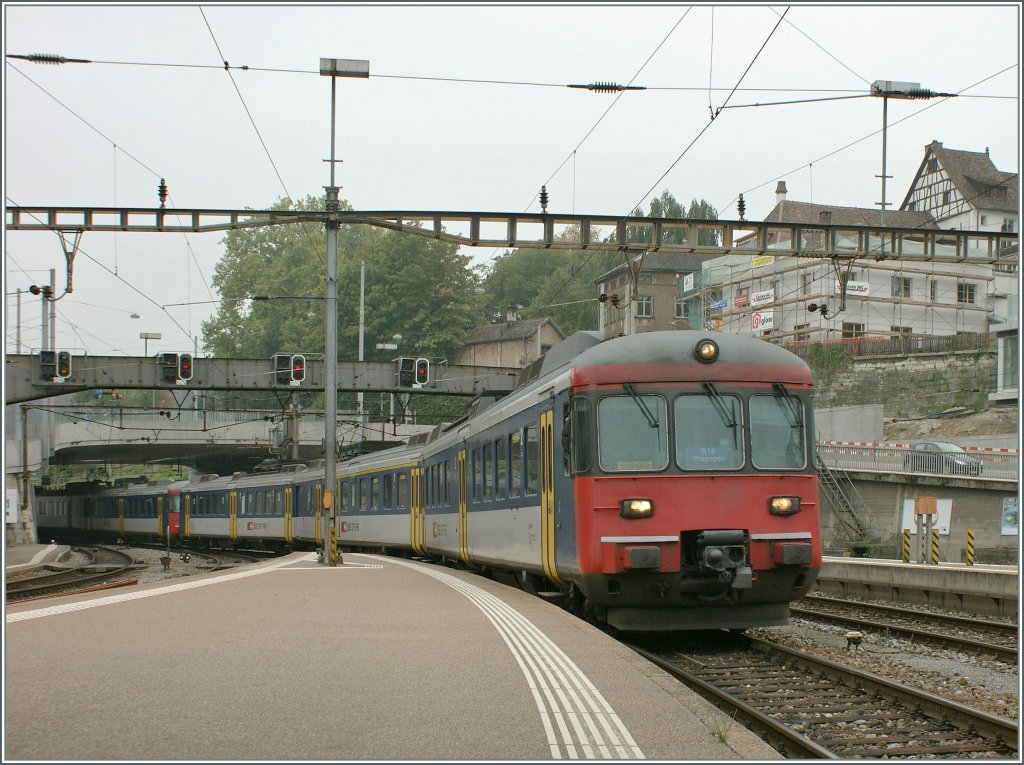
819 474 1018 564
814 405 884 442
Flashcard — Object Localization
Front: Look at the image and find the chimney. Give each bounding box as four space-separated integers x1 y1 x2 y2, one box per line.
505 305 520 327
819 211 832 224
775 181 788 205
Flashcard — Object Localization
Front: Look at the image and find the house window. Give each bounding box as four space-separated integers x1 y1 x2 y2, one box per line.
1003 219 1016 233
794 323 810 342
942 190 951 205
675 297 685 319
907 202 916 211
980 214 988 226
957 281 976 304
891 276 912 298
800 272 813 295
637 273 654 285
926 158 938 173
842 322 865 338
636 295 653 318
891 326 912 336
988 187 1008 201
928 279 939 302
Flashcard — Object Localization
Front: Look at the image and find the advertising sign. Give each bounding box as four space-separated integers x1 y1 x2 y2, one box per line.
1001 497 1019 536
751 289 775 307
752 255 774 268
836 280 870 296
751 311 774 332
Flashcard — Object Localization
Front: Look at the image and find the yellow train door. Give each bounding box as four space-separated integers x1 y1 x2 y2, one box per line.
229 491 237 541
410 467 426 556
458 449 470 564
540 409 560 583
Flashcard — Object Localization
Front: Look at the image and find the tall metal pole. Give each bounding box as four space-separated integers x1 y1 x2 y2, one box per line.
16 288 22 352
358 260 365 443
323 73 340 567
879 95 889 261
49 268 56 352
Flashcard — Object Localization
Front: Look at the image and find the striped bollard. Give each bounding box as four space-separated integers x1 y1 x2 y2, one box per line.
930 529 940 565
965 528 975 566
901 529 911 563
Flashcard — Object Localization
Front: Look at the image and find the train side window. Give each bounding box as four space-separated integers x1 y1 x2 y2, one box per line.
482 441 493 500
509 431 522 496
525 424 539 495
383 474 393 510
263 491 273 516
359 478 369 513
349 480 357 511
371 476 381 511
239 493 247 516
442 460 450 505
397 472 408 509
340 480 348 510
495 437 506 499
472 448 482 502
275 490 284 515
395 473 407 507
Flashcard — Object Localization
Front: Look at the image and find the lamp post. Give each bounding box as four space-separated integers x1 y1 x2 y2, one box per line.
870 80 951 261
320 57 369 567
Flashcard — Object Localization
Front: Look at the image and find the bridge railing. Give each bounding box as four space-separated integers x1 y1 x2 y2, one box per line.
816 441 1019 482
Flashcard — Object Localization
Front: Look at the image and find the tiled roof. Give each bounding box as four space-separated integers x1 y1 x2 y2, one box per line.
594 252 705 284
924 141 1018 214
765 200 938 229
464 317 564 345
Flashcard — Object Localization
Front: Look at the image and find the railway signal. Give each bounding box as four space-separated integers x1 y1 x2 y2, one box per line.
177 353 193 381
56 351 72 379
290 354 306 383
38 350 56 381
160 352 180 383
396 357 415 388
274 354 291 385
415 357 429 386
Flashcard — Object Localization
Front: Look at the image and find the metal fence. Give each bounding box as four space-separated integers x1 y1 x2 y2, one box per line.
816 441 1019 482
783 332 992 360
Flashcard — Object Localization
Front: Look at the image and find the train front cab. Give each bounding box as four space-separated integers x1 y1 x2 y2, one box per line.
557 340 822 631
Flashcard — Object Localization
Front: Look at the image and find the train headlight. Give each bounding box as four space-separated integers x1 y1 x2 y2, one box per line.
694 338 719 364
620 498 654 519
769 496 801 515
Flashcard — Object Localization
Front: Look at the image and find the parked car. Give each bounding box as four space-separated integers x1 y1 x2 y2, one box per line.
903 441 983 476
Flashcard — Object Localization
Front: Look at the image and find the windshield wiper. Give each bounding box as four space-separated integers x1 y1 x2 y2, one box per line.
703 382 738 448
772 383 804 428
623 383 659 429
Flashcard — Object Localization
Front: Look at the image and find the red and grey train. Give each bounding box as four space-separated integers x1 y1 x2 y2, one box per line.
36 330 821 631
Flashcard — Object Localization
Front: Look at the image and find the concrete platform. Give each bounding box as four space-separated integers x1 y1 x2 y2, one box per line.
817 556 1019 618
4 543 71 573
4 552 781 761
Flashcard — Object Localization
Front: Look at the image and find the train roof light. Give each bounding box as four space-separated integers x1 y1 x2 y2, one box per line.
694 338 719 363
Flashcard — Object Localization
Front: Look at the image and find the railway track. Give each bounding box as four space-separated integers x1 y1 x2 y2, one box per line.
628 634 1018 759
5 546 137 603
793 594 1019 663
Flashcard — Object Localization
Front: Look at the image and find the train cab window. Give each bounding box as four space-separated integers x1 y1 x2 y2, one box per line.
597 394 669 472
563 397 593 475
524 424 539 495
509 431 522 497
397 472 408 509
674 392 744 470
495 438 506 499
749 392 807 470
482 442 493 500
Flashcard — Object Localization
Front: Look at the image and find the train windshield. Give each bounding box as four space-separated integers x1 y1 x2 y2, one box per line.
674 391 744 470
597 394 669 472
749 391 808 470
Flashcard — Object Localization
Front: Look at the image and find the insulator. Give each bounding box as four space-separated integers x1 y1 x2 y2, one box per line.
905 88 935 99
737 194 746 221
29 53 67 65
539 185 549 213
590 81 622 93
158 178 168 207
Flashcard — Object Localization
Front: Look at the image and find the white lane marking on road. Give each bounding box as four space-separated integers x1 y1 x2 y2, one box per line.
367 555 645 760
5 553 331 622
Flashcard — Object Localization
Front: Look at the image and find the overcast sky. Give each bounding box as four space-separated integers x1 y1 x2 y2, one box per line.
3 2 1020 358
